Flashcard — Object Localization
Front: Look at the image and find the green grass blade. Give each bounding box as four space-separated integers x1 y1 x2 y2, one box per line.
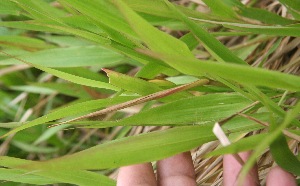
124 0 217 21
135 61 179 79
59 0 140 48
11 141 58 154
163 0 246 65
206 133 268 157
31 83 92 98
113 0 193 58
213 0 295 25
0 0 21 15
0 157 115 186
0 96 136 138
270 133 300 175
0 46 125 67
0 51 119 91
105 69 163 95
0 21 62 33
9 85 55 95
0 122 21 128
12 0 66 20
279 0 300 20
37 170 116 186
239 102 300 182
74 113 265 136
19 125 217 170
201 0 238 20
146 51 300 91
237 6 295 25
0 36 54 50
123 0 174 19
33 124 69 145
244 86 300 127
60 0 136 38
105 69 191 100
15 113 266 171
72 93 252 127
0 168 57 185
0 156 31 167
109 93 252 126
191 18 300 37
32 23 111 45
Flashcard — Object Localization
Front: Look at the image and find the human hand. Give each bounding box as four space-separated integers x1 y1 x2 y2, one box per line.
117 151 297 186
117 152 196 186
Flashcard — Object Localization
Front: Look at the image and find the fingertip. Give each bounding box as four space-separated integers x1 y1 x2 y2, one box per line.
223 151 259 186
157 152 196 186
117 163 156 186
266 166 297 186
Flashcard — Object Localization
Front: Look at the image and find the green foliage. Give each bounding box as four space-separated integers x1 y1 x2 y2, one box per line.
0 0 299 185
0 46 126 67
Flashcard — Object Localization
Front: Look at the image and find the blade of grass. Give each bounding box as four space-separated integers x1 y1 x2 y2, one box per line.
50 79 209 126
0 96 136 138
190 18 300 37
19 125 217 170
39 170 116 186
206 133 268 157
142 51 300 91
0 51 119 91
16 113 267 171
0 46 125 67
104 69 191 101
212 0 295 25
73 113 266 137
162 0 246 65
123 0 218 21
112 0 194 58
59 0 141 48
0 157 116 185
0 0 21 15
270 133 300 175
239 101 300 183
0 35 54 50
11 0 66 20
279 0 300 20
201 0 238 20
0 168 57 185
79 93 253 127
244 85 300 127
30 83 91 98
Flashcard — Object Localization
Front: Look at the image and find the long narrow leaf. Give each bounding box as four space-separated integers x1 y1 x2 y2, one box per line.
163 0 246 65
19 125 217 170
113 0 193 58
270 133 300 175
105 69 191 100
1 96 136 138
0 46 125 67
144 51 300 91
0 51 119 91
206 133 268 157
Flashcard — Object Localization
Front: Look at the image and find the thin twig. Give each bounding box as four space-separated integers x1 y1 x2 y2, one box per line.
218 93 291 126
237 113 300 141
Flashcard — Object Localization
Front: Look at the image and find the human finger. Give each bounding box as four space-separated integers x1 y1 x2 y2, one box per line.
223 151 259 186
266 166 297 186
117 163 156 186
157 152 196 186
